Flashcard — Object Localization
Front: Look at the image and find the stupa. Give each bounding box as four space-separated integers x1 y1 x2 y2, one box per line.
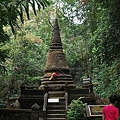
41 18 76 90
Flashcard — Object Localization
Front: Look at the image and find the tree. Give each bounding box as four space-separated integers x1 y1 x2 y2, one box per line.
0 0 50 34
0 9 52 98
0 0 50 62
55 0 120 96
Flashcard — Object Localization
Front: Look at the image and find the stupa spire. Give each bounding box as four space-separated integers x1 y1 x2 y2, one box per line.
50 18 62 50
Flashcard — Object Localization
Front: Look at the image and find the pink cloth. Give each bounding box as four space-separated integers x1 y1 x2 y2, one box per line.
102 105 119 120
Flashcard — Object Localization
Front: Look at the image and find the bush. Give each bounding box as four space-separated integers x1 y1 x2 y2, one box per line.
67 98 87 120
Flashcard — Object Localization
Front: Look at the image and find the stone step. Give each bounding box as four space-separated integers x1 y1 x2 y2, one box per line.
46 85 76 91
48 91 65 97
48 90 65 94
46 114 66 118
44 84 75 88
42 81 74 85
42 77 73 81
48 102 65 105
49 94 65 98
47 110 66 114
47 105 65 110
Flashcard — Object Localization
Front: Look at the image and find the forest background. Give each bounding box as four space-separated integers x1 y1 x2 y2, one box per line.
0 0 120 103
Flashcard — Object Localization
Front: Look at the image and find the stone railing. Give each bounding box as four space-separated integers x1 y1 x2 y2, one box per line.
65 92 68 111
43 92 48 120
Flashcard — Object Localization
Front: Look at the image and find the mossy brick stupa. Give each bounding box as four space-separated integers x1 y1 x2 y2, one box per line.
15 18 96 120
41 18 76 90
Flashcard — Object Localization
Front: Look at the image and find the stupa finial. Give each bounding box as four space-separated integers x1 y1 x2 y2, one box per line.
50 16 62 49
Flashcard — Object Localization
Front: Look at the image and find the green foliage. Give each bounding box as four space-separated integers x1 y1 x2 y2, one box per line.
0 0 50 33
85 0 120 97
92 60 120 97
57 0 120 97
0 9 52 98
67 98 87 120
0 0 120 99
0 0 50 62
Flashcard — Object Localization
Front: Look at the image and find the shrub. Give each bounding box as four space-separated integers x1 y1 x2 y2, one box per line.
67 97 87 120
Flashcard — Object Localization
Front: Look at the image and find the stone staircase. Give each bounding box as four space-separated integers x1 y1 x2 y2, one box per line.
45 90 67 120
